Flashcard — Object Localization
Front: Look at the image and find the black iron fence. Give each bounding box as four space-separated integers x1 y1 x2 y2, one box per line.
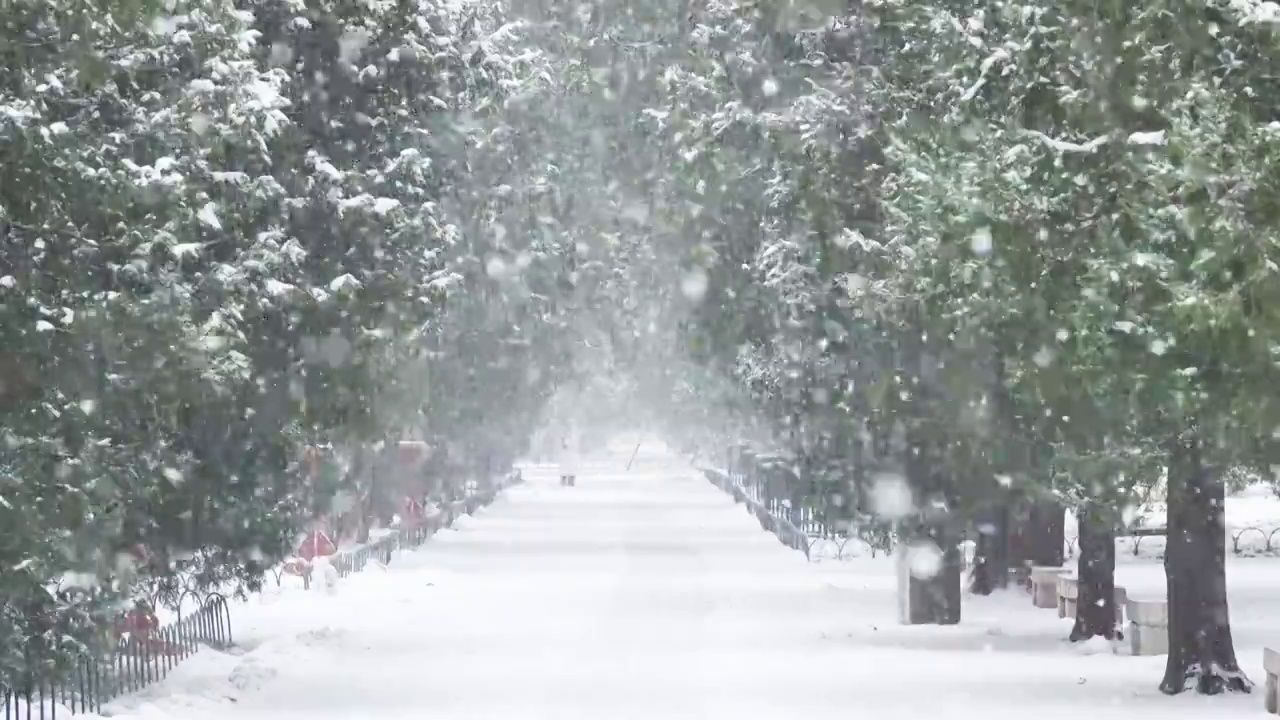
709 445 898 562
1 593 233 719
705 466 811 558
3 473 516 719
1060 524 1280 559
720 445 855 537
328 485 502 579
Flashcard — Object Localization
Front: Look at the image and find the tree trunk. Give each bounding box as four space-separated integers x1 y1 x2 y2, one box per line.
900 523 964 625
1027 499 1066 566
1070 504 1117 641
899 424 962 624
970 502 1010 595
1010 498 1065 575
1160 430 1250 695
354 445 375 544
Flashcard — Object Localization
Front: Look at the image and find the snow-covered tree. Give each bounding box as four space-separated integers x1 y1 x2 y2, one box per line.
873 0 1280 690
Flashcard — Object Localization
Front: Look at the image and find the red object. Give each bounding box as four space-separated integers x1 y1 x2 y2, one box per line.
402 496 425 521
119 605 158 638
296 528 337 561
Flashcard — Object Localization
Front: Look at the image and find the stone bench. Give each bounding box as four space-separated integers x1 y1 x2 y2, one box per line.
1127 598 1168 655
1056 576 1128 626
1030 566 1068 609
1265 647 1280 713
1057 575 1076 617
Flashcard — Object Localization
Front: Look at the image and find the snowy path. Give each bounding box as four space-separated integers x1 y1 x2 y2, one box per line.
112 445 1261 719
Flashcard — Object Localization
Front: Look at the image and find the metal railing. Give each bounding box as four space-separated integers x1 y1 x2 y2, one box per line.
721 446 852 537
704 466 811 559
328 485 502 579
3 473 515 718
1 593 233 719
706 445 902 562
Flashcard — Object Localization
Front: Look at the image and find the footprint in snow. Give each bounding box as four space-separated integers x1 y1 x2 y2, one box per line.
295 627 346 646
228 658 278 691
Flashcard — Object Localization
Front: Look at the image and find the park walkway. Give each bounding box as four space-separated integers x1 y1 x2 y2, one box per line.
108 440 1257 720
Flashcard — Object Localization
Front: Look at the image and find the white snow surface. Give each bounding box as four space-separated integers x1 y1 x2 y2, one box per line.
103 439 1269 719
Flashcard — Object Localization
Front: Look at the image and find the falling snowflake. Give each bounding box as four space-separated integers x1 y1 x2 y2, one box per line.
680 267 709 302
197 202 221 230
870 473 914 520
906 540 944 579
969 226 993 256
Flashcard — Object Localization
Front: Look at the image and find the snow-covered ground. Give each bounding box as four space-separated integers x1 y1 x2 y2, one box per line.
810 484 1280 563
101 438 1270 719
1104 483 1280 558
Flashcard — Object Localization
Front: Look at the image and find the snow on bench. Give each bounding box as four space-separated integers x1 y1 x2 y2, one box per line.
1055 576 1128 626
1126 598 1168 656
1265 647 1280 713
1029 566 1068 609
1057 575 1076 618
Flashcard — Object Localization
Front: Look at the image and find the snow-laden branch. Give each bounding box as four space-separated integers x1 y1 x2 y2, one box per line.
1019 129 1110 154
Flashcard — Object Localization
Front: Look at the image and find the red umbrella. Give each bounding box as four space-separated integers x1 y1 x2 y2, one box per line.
403 496 425 518
296 528 337 561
